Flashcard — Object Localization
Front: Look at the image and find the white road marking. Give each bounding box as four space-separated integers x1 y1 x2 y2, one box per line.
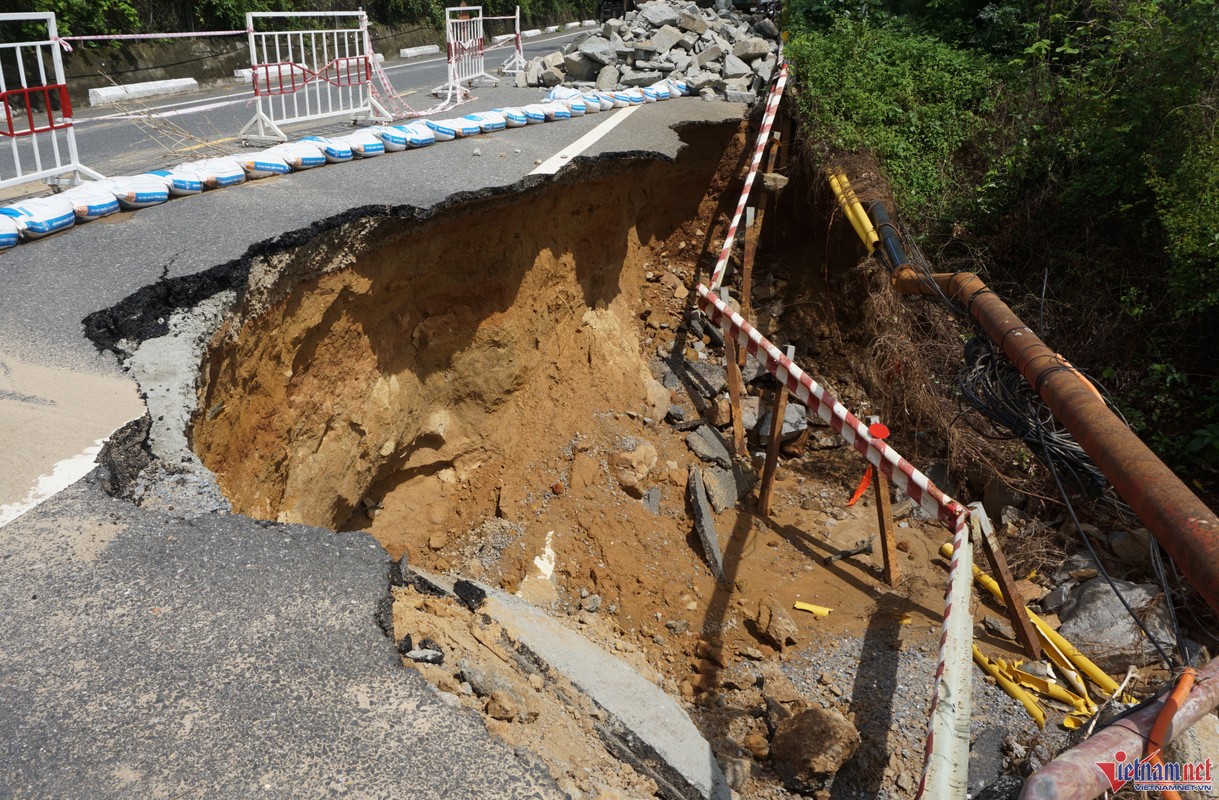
530 106 639 175
0 438 107 529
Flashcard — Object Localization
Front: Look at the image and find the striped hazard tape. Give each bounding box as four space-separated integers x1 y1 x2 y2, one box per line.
694 283 974 798
707 61 788 291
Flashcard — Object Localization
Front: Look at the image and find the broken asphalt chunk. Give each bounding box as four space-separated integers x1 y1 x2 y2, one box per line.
687 465 725 581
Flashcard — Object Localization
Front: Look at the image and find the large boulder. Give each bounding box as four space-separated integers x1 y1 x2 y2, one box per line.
595 65 620 90
637 0 681 28
650 24 683 54
578 35 617 65
1057 577 1177 673
731 37 771 61
611 439 658 498
769 707 860 791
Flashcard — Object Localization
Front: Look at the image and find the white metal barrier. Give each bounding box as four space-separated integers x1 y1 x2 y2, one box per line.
494 7 526 76
431 6 500 99
240 11 392 145
0 12 102 192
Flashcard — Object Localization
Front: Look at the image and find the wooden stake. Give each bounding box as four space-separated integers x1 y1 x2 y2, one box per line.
758 345 794 516
873 471 900 586
725 336 747 459
979 520 1043 661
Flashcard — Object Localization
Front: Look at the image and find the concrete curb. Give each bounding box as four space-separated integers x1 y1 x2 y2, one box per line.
88 78 198 107
399 44 441 59
413 568 732 800
581 19 598 26
492 33 515 45
564 21 582 28
523 28 545 37
233 68 253 84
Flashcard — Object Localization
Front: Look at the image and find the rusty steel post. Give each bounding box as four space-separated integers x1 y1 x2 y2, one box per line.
894 269 1219 617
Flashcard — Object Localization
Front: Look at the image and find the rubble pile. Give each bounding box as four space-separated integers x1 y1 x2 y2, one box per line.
520 0 781 103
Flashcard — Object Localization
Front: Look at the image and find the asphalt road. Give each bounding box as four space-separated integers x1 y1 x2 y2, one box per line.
0 46 745 791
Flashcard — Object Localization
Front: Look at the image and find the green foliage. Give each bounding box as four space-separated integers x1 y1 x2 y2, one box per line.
1151 136 1219 318
33 0 140 36
784 18 999 219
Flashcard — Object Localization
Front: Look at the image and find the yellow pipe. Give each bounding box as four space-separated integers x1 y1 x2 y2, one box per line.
826 171 873 250
1033 612 1130 702
834 171 881 252
940 542 1097 709
974 644 1047 728
997 659 1089 712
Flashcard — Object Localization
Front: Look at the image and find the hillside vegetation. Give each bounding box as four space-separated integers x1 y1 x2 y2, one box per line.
14 0 593 35
785 0 1219 490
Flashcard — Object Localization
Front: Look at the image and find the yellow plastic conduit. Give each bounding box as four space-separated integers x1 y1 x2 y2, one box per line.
827 171 877 251
940 542 1097 709
834 170 881 252
974 644 1047 728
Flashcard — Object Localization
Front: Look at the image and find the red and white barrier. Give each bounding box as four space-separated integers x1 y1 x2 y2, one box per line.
694 283 975 798
431 6 500 100
707 61 788 291
0 12 103 192
240 11 392 145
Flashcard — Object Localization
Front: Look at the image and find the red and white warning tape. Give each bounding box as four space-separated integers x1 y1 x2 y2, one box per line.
695 283 973 798
53 29 249 52
707 61 788 291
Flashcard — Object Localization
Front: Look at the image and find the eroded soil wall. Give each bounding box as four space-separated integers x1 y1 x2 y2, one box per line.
193 122 743 560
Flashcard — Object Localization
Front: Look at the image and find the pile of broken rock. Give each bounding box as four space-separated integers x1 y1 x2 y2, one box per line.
520 0 781 103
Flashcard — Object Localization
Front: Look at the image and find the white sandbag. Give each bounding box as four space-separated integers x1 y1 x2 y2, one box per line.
595 92 615 111
145 168 203 195
545 86 585 113
0 197 75 238
666 78 690 97
520 105 547 124
540 102 571 121
337 130 385 157
641 86 659 103
494 107 529 127
61 183 120 221
366 125 409 152
236 150 292 179
393 122 436 147
266 141 327 170
581 92 602 113
177 157 247 189
301 136 354 163
648 81 672 100
623 88 646 105
546 86 582 102
0 215 20 250
424 119 457 141
610 91 631 108
463 111 507 132
430 118 481 137
97 175 170 209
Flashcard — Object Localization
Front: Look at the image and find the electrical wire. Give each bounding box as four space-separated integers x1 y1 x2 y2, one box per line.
1151 534 1194 667
1035 416 1178 669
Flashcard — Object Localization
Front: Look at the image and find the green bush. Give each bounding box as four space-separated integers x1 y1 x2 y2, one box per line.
784 18 999 221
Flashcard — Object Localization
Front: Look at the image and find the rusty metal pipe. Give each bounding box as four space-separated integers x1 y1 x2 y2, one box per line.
1019 655 1219 799
894 268 1219 618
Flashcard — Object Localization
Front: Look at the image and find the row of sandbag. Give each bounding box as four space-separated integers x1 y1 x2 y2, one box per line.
0 78 691 252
